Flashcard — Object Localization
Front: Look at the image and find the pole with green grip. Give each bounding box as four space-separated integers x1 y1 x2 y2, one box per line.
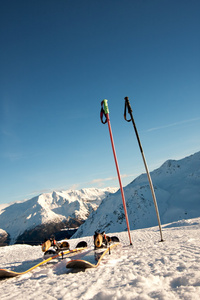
103 99 109 114
124 96 164 242
100 99 132 245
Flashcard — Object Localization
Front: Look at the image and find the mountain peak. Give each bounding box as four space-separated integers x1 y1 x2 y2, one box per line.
0 187 118 245
73 151 200 238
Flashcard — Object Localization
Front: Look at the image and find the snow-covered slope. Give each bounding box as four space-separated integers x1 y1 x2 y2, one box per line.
0 188 118 244
0 217 200 299
74 151 200 238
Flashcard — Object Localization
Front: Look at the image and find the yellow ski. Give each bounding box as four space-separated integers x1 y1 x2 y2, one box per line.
0 244 87 278
66 242 120 269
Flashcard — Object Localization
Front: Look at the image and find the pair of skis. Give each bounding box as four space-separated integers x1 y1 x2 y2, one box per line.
0 238 120 278
0 241 87 278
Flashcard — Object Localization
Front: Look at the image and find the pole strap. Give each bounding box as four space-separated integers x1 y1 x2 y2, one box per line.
124 99 132 122
100 100 107 124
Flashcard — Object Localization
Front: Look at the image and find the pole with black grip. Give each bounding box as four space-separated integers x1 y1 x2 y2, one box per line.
124 96 164 242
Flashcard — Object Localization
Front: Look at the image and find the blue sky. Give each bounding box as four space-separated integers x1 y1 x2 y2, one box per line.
0 0 200 204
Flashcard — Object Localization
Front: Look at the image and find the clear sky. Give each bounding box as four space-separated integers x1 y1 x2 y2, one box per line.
1 0 200 205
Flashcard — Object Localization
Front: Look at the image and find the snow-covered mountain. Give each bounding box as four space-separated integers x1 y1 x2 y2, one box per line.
0 188 118 245
73 151 200 238
1 151 200 245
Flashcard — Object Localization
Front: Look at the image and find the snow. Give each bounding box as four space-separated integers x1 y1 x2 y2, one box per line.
0 151 200 298
1 217 200 299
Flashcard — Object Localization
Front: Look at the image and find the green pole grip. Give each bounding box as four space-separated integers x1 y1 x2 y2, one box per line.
103 99 109 114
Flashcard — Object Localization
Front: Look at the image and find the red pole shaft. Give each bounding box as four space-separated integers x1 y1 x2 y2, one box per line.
106 113 132 245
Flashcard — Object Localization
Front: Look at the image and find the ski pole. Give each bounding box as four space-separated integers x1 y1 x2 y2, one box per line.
100 99 132 245
124 96 164 242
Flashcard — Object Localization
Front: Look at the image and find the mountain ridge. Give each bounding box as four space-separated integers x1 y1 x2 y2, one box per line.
0 151 199 244
0 187 118 245
73 151 200 238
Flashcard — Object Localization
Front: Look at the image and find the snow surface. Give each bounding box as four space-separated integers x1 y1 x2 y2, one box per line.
0 217 200 299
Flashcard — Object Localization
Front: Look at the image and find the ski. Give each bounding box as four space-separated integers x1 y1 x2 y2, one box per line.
0 241 87 278
66 232 120 269
66 242 120 269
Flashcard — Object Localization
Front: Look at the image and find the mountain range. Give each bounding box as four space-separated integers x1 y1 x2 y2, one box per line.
0 151 199 245
0 187 117 245
73 151 200 238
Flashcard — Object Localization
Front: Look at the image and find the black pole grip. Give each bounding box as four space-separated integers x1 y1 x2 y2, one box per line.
124 97 143 154
124 96 132 113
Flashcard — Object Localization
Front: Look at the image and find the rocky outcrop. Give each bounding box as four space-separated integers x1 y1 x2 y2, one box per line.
15 218 84 245
0 229 10 246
